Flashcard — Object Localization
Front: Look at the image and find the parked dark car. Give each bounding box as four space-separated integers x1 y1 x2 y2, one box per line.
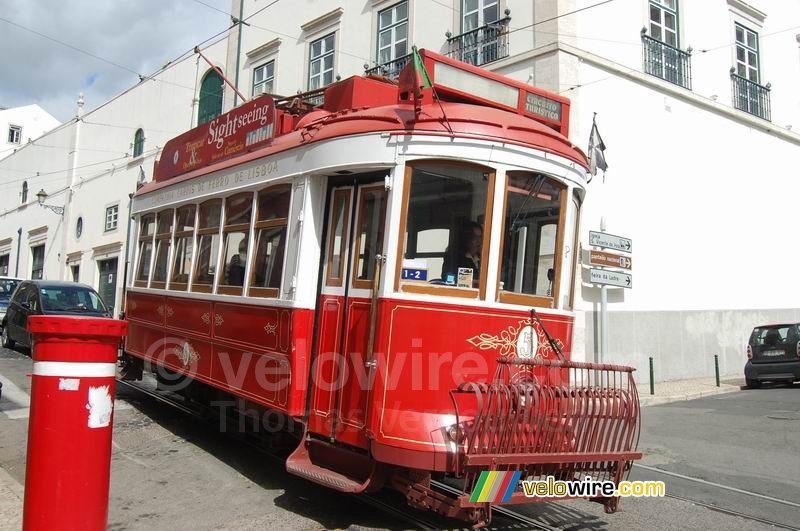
744 323 800 388
0 276 23 331
1 280 111 351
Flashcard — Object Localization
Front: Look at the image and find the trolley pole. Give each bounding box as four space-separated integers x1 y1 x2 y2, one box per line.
714 355 720 387
649 356 655 395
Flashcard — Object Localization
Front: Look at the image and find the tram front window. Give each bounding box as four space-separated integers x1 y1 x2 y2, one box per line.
400 163 493 295
498 173 564 305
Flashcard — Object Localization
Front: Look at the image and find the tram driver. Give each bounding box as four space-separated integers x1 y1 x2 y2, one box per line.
441 221 482 288
226 239 248 286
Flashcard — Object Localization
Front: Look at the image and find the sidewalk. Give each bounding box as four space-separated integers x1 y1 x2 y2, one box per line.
0 466 23 531
639 376 743 406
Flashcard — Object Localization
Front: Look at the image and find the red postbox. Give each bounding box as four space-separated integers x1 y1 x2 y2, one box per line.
23 316 127 531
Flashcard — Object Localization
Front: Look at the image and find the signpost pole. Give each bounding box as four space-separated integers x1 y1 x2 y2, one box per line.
599 218 608 363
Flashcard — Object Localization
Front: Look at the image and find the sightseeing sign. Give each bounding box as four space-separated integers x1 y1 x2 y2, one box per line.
154 95 276 182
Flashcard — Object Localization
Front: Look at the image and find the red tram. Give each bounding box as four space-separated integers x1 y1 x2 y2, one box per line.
122 50 641 525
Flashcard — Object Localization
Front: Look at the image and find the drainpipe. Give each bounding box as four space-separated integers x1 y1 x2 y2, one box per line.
59 93 84 280
120 192 134 319
15 227 21 277
233 0 244 107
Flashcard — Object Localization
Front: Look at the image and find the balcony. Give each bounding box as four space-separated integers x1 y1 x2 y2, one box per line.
731 73 771 121
446 16 510 67
641 33 692 90
365 54 411 81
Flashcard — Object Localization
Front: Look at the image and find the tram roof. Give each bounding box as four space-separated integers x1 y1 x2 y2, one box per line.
140 50 588 195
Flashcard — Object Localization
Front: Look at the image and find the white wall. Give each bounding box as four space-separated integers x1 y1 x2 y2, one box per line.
0 104 60 161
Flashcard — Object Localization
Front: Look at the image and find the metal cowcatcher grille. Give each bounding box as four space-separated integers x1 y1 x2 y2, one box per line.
450 358 641 512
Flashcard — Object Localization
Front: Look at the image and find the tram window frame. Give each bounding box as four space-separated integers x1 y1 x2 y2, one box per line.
192 199 223 294
150 209 174 289
568 191 582 310
170 204 197 291
249 184 291 298
134 213 156 288
217 193 255 296
495 172 567 308
325 188 351 288
352 185 387 290
394 161 496 300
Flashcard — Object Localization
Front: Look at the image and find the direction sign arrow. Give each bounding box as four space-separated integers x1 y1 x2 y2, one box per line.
589 231 632 253
590 250 632 270
590 268 632 289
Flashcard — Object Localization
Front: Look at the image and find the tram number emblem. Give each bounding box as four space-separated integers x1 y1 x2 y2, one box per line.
516 326 538 359
401 268 427 281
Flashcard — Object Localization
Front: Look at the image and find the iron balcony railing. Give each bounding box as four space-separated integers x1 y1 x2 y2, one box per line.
365 53 411 80
446 16 510 67
731 73 771 121
641 33 692 90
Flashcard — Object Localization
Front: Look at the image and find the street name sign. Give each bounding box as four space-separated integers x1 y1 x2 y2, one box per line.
590 250 632 270
590 268 632 288
589 231 632 253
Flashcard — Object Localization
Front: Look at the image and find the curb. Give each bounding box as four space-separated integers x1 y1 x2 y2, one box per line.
640 385 740 407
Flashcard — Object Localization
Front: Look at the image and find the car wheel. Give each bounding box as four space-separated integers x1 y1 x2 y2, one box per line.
746 378 761 389
1 326 15 350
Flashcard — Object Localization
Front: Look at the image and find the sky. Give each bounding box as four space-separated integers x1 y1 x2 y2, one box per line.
0 0 233 123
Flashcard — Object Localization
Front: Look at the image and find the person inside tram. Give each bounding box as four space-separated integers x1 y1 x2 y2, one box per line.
441 221 483 288
226 239 248 286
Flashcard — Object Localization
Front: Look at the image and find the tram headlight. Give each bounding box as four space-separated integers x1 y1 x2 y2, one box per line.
447 424 466 444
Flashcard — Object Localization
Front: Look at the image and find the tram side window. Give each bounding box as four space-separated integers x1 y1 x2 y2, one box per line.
192 199 222 293
498 173 565 307
352 186 387 289
151 209 174 288
219 193 254 295
398 163 493 298
134 214 155 287
249 185 290 298
170 205 196 290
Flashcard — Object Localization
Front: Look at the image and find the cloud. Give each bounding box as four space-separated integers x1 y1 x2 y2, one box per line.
0 0 231 122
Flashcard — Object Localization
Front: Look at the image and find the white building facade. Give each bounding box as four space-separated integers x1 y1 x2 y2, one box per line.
1 0 797 382
0 104 60 161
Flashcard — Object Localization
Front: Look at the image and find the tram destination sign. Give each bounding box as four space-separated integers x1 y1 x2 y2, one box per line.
589 231 632 253
154 94 276 183
590 268 632 289
590 250 632 270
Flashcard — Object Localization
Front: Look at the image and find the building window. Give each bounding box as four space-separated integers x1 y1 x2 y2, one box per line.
192 199 222 293
308 33 335 91
642 1 691 89
448 0 508 66
397 162 495 299
735 23 760 83
105 205 119 232
0 254 9 276
252 61 275 96
497 173 567 308
21 181 28 204
649 0 678 47
75 217 83 239
71 264 80 282
8 125 21 145
133 128 145 157
377 2 408 66
218 193 254 296
198 69 224 126
170 205 196 290
250 185 290 297
731 23 770 120
31 245 45 280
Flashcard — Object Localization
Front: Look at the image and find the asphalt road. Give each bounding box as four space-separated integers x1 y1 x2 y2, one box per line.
1 344 799 530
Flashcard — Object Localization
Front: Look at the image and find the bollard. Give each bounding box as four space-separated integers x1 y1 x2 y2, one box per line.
714 354 720 387
649 356 655 395
23 316 127 531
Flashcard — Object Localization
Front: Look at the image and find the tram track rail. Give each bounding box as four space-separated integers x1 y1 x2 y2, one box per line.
116 378 559 530
117 378 795 530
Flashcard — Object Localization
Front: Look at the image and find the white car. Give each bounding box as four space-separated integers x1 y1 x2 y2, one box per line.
0 276 23 331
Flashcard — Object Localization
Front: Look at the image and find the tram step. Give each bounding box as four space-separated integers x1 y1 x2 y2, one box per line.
286 440 369 493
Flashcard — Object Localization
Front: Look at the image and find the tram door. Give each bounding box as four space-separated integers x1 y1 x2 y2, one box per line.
309 182 387 448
